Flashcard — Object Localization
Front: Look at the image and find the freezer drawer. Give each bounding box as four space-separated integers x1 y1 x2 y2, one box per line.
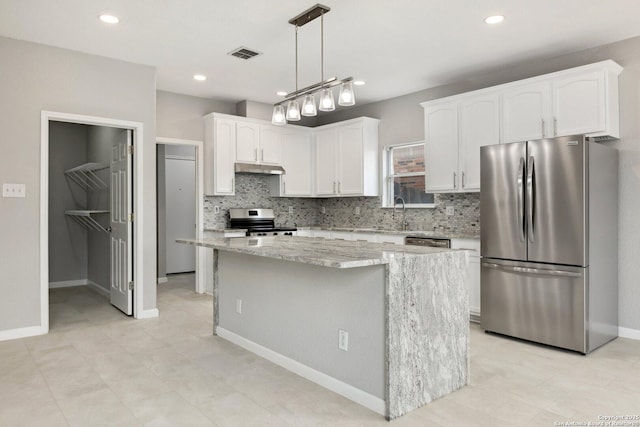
481 259 586 353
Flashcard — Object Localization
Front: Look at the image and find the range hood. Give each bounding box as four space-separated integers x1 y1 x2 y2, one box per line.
234 162 285 175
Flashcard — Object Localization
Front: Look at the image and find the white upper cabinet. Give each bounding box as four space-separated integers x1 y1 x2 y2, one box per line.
259 125 282 165
235 121 260 163
552 70 607 137
424 101 459 192
315 127 339 196
204 115 236 195
271 129 313 197
501 61 621 142
236 122 281 165
501 81 551 143
204 113 378 198
423 93 499 193
337 123 364 195
314 117 379 197
458 92 501 191
423 60 622 193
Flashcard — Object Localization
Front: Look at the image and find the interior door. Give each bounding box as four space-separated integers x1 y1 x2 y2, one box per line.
110 129 133 315
480 142 527 261
526 136 586 266
165 157 196 274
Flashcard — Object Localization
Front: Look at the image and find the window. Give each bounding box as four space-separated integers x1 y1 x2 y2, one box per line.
384 142 435 207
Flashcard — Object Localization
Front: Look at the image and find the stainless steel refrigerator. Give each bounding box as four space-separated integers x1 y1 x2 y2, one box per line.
480 135 618 353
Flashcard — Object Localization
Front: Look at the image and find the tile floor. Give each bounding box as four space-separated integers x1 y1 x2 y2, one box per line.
1 274 639 426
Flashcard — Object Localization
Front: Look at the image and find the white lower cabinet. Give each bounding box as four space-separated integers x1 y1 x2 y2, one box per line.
451 238 480 318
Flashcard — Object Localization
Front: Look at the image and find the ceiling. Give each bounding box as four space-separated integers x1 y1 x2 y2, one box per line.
2 0 640 107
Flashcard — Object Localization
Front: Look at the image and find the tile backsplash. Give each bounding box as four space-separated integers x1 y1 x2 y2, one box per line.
205 174 480 235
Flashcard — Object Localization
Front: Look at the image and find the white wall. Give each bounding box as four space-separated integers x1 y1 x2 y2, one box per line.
319 36 640 331
0 36 156 332
156 91 236 141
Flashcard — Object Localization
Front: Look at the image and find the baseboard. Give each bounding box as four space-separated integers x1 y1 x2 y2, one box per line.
619 326 640 341
157 277 168 284
217 327 386 416
0 325 47 342
49 279 88 289
86 280 110 298
138 308 159 319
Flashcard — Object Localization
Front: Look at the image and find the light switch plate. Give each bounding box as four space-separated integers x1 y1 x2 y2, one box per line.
3 183 26 198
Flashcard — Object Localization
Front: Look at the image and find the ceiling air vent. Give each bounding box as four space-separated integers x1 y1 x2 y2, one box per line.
228 47 262 60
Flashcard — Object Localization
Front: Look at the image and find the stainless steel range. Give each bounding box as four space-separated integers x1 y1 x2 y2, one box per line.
229 208 297 236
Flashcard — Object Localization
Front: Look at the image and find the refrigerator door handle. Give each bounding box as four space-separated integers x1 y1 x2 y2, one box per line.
481 262 582 278
526 155 536 242
517 157 525 242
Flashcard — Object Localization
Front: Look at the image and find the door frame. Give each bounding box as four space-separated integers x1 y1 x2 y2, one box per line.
156 137 205 294
40 111 146 332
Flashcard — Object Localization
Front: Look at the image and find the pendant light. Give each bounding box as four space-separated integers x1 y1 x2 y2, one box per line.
301 94 317 116
271 104 286 125
338 80 355 106
271 4 357 125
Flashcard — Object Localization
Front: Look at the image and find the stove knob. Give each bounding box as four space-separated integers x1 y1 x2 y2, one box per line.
273 232 278 236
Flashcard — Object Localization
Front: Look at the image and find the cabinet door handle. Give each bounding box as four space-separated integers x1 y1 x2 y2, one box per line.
553 117 558 136
453 172 457 189
254 148 258 161
260 149 264 162
231 177 234 190
338 181 341 194
541 118 545 138
333 181 336 193
461 171 465 189
283 181 286 194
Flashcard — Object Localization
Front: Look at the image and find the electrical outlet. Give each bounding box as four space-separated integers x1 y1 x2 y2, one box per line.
2 183 26 198
214 206 220 214
338 329 349 351
235 299 242 314
355 206 360 215
288 206 293 214
445 206 455 216
321 206 326 214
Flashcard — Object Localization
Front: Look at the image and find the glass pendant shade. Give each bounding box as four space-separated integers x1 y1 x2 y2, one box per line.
286 99 301 121
271 105 286 125
338 81 355 106
318 88 335 111
301 94 317 116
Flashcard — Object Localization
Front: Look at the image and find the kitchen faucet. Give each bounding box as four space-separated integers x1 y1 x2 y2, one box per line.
393 196 409 231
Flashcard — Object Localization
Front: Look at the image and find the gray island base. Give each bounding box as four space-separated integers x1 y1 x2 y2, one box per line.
178 236 469 420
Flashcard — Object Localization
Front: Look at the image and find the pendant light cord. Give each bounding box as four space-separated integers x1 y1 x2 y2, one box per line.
320 11 324 87
295 25 299 92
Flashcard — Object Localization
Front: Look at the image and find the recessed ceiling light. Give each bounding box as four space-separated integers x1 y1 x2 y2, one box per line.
353 80 366 86
276 91 287 96
99 14 119 24
484 15 504 24
193 74 207 81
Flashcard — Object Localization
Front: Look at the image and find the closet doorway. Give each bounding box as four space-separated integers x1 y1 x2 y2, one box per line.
156 137 206 294
40 111 145 331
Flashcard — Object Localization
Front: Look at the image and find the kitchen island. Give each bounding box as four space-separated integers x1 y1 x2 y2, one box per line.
177 236 469 420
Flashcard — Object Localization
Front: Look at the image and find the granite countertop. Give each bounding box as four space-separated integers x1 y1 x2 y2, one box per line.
204 228 247 233
178 236 463 269
300 226 480 240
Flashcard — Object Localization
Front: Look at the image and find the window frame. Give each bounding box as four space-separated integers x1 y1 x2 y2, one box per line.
382 141 435 208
